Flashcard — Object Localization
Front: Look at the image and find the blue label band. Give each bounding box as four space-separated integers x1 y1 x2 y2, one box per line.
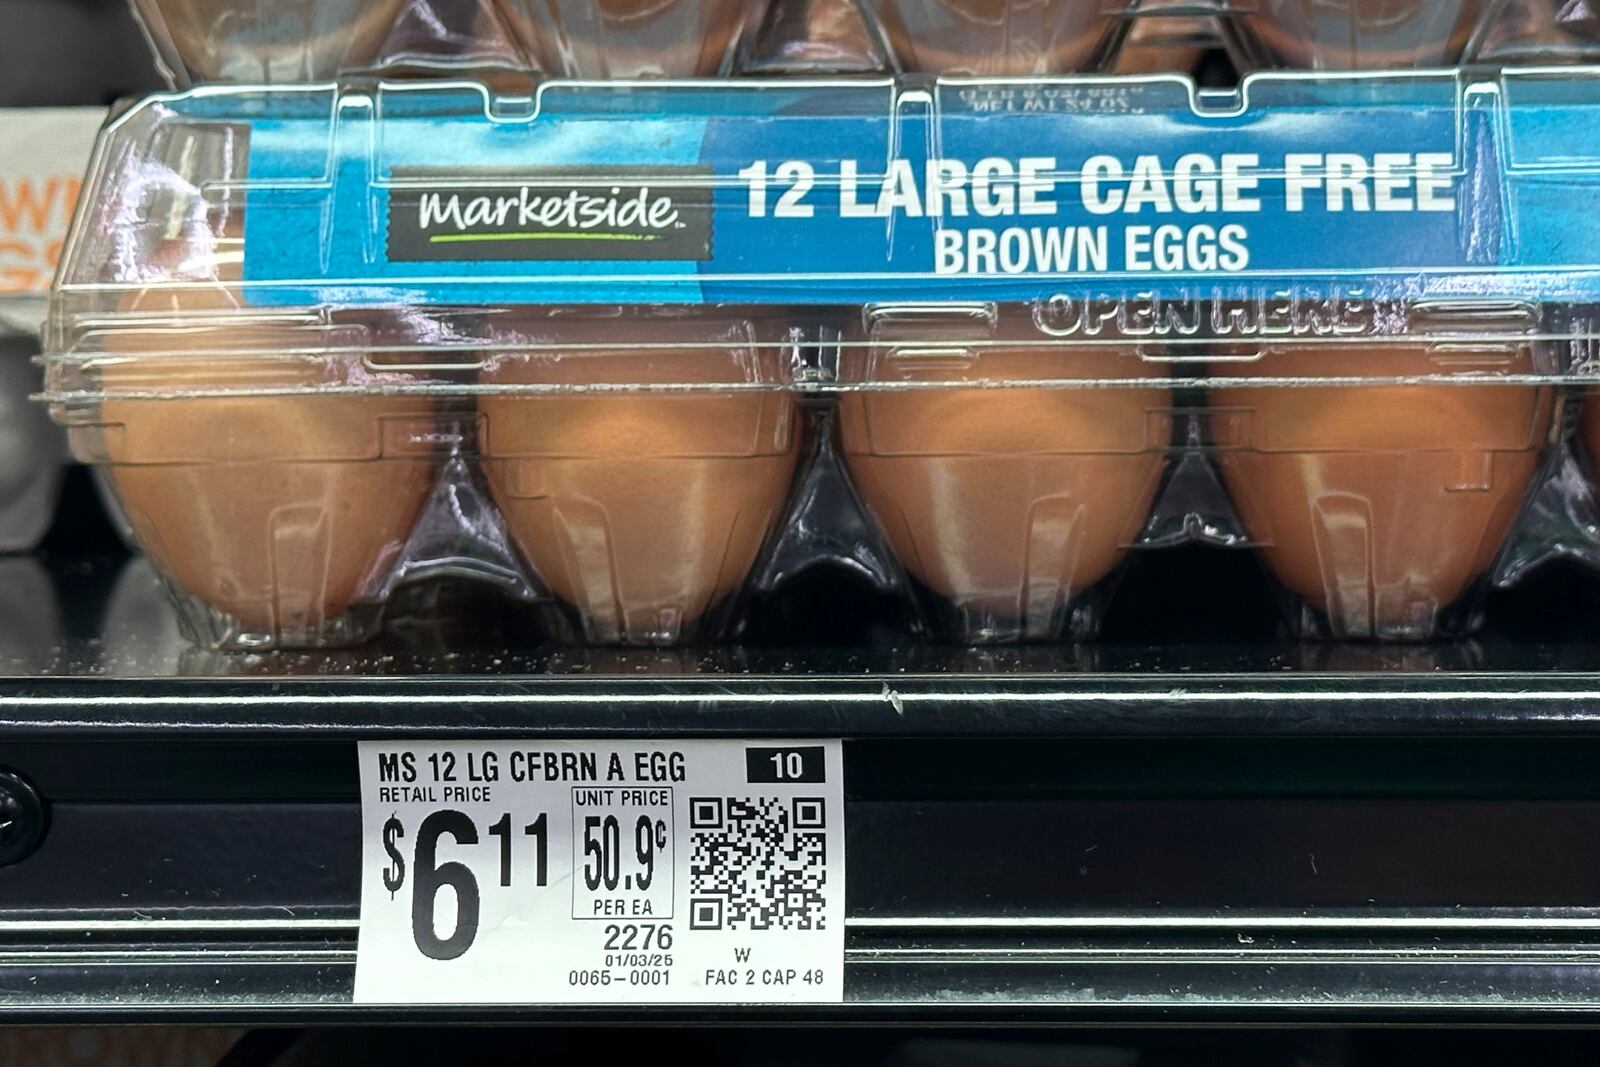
199 73 1600 307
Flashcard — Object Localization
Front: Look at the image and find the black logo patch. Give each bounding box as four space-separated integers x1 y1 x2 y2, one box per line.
387 166 714 262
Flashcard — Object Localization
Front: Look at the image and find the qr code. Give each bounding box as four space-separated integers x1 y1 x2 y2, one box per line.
688 796 827 931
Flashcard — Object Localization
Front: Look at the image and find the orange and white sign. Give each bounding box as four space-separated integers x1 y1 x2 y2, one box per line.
0 106 104 332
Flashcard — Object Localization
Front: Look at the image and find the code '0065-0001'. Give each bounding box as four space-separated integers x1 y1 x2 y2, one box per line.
353 740 845 1004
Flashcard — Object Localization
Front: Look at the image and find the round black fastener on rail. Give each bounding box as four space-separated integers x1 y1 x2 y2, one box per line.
0 769 45 866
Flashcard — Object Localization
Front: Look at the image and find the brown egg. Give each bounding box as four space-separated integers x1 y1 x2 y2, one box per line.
478 312 800 645
837 307 1171 642
1210 344 1554 640
862 0 1119 74
748 0 887 73
1579 398 1600 503
131 0 406 82
494 0 763 77
1226 0 1488 70
1474 0 1600 63
1113 13 1213 76
95 234 437 647
365 0 541 87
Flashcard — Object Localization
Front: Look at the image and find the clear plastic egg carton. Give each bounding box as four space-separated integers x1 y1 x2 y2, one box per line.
38 0 1600 650
37 66 1600 652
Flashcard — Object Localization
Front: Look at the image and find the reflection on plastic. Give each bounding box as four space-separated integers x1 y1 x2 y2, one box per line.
0 336 64 553
99 555 189 676
0 559 62 674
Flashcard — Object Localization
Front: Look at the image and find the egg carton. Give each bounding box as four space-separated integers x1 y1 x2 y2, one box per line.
41 70 1600 648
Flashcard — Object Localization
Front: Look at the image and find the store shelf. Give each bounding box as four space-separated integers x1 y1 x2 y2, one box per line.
12 720 1600 1022
8 487 1600 1023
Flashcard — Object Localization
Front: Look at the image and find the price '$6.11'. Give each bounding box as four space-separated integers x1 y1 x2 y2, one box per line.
354 740 845 1005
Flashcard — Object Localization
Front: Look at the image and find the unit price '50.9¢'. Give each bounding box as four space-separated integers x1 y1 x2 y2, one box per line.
381 808 668 960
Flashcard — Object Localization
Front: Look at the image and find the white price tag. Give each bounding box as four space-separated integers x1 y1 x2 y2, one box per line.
354 740 844 1004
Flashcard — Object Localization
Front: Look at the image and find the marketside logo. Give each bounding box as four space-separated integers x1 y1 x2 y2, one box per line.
388 166 713 262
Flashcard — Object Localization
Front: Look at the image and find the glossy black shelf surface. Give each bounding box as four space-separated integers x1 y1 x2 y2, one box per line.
10 543 1600 738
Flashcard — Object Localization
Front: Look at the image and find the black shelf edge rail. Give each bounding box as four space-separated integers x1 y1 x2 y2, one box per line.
6 687 1600 1020
6 669 1600 737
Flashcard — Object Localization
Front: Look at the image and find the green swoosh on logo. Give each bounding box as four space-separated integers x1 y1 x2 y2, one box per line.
428 231 662 244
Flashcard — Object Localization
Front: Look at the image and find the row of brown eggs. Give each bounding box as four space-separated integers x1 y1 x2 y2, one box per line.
75 0 1600 650
841 309 1561 643
94 240 801 647
84 238 1574 647
130 0 1600 84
